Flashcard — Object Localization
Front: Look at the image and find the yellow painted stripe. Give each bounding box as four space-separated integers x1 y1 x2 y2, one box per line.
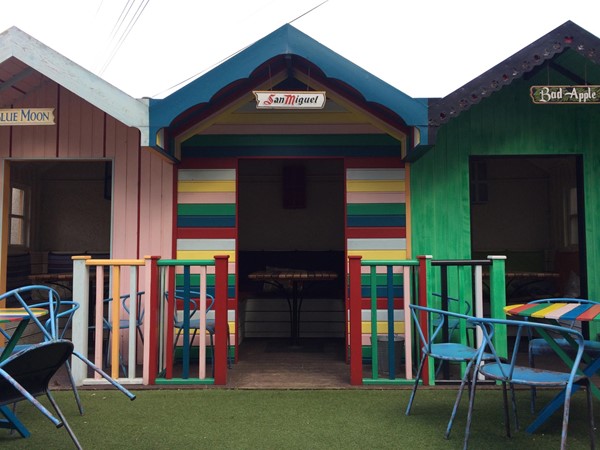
176 250 236 262
348 250 407 260
86 259 145 266
360 322 405 334
531 303 568 318
178 180 236 193
347 180 405 192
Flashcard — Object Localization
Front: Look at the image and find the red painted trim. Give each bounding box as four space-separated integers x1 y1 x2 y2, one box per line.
346 227 406 238
349 256 363 385
345 158 405 168
178 158 237 169
147 256 160 384
214 255 230 385
176 228 237 239
360 298 404 309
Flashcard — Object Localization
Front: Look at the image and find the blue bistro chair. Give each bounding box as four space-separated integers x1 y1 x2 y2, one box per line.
1 285 136 410
170 290 232 374
464 317 595 450
0 286 83 414
406 303 494 440
526 297 600 412
94 292 144 376
0 340 82 448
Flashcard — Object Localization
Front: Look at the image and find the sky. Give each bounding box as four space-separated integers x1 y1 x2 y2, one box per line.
1 0 600 100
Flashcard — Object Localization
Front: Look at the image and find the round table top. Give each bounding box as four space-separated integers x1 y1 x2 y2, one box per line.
505 302 600 322
0 307 47 323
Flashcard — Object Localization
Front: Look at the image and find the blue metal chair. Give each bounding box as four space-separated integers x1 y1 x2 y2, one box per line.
0 340 81 448
406 303 493 440
465 317 596 450
171 290 231 373
526 297 600 412
1 286 136 408
96 292 144 376
0 286 83 414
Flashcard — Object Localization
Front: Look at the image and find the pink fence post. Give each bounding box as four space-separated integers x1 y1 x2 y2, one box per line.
349 256 363 385
214 255 229 385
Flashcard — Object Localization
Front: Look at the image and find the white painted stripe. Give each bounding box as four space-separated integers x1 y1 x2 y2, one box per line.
348 238 406 250
178 169 236 181
177 239 236 251
346 168 405 180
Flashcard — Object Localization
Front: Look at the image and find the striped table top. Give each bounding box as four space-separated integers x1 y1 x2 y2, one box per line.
0 307 47 323
504 302 600 322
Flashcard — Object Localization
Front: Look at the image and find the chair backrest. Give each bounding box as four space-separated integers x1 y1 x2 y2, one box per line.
409 303 476 352
122 291 145 323
171 290 215 313
0 340 73 405
469 316 586 383
0 285 64 342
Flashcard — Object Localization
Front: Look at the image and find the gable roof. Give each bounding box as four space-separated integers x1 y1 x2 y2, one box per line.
0 27 149 144
429 21 600 130
149 24 428 148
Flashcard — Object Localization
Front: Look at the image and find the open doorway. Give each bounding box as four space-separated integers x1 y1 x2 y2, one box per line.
6 161 111 297
470 155 586 303
237 158 346 359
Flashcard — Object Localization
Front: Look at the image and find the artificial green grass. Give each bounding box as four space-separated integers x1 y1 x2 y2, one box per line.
0 388 596 449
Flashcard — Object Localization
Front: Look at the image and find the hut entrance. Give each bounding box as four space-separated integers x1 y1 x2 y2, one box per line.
237 158 346 364
5 161 112 299
470 155 586 305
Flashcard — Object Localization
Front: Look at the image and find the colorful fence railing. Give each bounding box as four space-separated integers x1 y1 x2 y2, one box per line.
71 256 146 386
149 256 229 385
348 255 507 386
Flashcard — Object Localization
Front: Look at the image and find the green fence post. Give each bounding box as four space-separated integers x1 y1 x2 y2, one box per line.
488 255 507 358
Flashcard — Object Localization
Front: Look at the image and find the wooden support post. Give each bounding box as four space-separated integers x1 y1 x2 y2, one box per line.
214 255 229 385
489 255 507 359
417 255 432 385
349 256 363 385
144 256 160 385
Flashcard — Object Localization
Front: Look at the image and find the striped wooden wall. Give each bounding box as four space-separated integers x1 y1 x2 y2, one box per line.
175 160 237 341
345 159 407 348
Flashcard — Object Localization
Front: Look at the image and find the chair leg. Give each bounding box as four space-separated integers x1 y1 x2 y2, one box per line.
406 354 427 415
64 360 84 415
509 382 519 432
585 380 595 450
501 382 512 438
560 385 574 450
446 358 475 439
463 366 480 450
529 349 537 414
46 391 83 450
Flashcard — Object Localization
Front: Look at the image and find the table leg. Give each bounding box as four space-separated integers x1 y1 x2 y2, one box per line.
0 405 30 437
526 352 600 433
0 319 30 361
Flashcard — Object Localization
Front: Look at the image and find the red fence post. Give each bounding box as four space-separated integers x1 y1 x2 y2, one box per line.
214 255 229 385
144 256 160 385
349 256 363 385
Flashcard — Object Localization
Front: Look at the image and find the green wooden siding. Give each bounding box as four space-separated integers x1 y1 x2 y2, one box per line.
410 65 600 311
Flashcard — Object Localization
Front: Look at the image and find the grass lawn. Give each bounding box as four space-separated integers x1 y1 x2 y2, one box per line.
0 388 596 449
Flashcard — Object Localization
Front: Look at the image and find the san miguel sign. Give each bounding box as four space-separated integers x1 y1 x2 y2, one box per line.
253 91 326 109
530 86 600 104
0 108 55 125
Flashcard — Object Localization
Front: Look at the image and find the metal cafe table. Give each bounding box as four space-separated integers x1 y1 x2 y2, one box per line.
504 301 600 433
0 307 48 437
248 269 338 345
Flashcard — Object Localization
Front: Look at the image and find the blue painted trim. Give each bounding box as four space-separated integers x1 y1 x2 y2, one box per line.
347 216 406 227
149 24 428 146
181 145 401 159
177 216 236 227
